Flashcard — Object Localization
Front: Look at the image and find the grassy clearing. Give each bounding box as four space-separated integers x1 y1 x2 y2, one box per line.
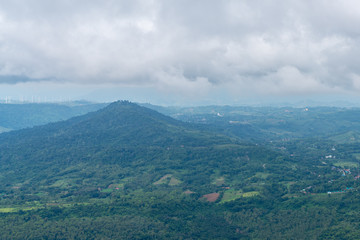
168 177 181 186
100 184 124 193
0 201 94 214
333 162 358 168
0 208 17 213
220 190 260 203
221 189 242 203
212 177 225 186
50 179 72 188
0 206 42 213
154 174 172 185
153 174 182 186
242 191 260 197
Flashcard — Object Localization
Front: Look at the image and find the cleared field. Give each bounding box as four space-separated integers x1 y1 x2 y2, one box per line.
153 174 172 185
168 177 182 186
212 177 225 186
202 193 220 202
333 162 358 168
154 174 181 186
0 208 16 213
50 179 72 188
0 206 41 213
220 189 260 203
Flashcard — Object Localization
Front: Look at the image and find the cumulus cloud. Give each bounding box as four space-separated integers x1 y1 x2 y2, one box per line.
154 67 212 96
0 0 360 98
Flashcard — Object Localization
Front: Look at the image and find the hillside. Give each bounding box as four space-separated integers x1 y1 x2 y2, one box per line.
0 101 359 239
145 104 360 141
0 101 269 198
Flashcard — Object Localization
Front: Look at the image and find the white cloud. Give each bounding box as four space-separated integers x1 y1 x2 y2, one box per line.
0 0 360 102
154 67 212 97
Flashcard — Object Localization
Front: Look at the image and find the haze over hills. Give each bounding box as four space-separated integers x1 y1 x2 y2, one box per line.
0 102 107 133
2 101 360 143
142 104 360 142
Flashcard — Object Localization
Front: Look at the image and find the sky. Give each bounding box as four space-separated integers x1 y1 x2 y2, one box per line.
0 0 360 106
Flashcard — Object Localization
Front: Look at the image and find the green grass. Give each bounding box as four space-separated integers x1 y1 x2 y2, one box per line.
154 174 172 185
212 177 225 186
168 177 182 186
153 174 181 186
333 162 358 168
0 206 42 213
220 189 260 203
221 189 242 203
0 208 17 213
242 191 260 197
50 179 72 188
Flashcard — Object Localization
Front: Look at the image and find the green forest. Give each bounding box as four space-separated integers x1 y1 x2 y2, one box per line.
0 101 360 239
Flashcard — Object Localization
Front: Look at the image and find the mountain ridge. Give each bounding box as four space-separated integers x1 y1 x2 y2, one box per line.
0 101 253 188
0 100 234 150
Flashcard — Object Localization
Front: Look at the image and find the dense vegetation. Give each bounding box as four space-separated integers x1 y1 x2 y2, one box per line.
0 101 360 239
145 104 360 142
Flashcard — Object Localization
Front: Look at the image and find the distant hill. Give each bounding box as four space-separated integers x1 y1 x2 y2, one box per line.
144 104 360 141
0 102 107 132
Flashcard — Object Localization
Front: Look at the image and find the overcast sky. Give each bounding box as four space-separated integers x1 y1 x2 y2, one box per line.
0 0 360 105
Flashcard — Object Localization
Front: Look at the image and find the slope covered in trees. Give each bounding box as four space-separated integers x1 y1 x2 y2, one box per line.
145 104 360 141
0 101 359 239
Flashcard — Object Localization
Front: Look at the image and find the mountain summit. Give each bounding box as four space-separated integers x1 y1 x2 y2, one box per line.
0 101 241 186
0 101 298 239
0 100 231 149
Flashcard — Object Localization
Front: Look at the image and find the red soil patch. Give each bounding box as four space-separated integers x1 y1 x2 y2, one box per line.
184 190 195 194
202 192 220 202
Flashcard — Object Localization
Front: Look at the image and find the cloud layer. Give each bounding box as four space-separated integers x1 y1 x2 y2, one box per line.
0 0 360 98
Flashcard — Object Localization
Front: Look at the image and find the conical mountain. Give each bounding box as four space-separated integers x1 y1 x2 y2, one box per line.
0 101 284 240
0 101 251 188
0 101 232 153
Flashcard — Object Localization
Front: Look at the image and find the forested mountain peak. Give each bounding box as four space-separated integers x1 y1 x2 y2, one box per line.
0 101 234 168
84 100 183 130
1 101 359 239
